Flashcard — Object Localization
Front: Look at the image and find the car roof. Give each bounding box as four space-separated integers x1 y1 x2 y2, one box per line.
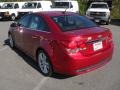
36 11 76 17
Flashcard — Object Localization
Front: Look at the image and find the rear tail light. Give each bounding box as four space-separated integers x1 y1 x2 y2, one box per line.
79 43 87 50
58 40 87 54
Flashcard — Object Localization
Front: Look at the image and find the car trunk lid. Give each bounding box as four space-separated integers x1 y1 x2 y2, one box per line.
63 27 112 56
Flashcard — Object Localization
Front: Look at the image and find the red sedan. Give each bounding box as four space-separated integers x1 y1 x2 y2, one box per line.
8 11 114 76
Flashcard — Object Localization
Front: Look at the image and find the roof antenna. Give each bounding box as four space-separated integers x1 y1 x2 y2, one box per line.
62 8 68 14
62 0 70 14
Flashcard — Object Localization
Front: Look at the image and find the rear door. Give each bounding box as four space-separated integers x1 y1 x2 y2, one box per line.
22 14 50 57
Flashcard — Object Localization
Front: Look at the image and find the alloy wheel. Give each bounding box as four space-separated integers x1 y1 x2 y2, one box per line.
38 50 52 76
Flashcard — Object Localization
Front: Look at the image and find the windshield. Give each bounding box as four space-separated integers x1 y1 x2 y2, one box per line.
52 15 97 31
2 3 14 9
22 2 37 9
53 2 72 8
91 4 108 9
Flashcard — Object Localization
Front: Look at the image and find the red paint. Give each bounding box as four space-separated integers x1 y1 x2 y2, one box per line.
9 11 114 75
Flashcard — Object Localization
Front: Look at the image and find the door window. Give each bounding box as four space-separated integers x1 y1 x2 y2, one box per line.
17 15 31 28
29 15 49 32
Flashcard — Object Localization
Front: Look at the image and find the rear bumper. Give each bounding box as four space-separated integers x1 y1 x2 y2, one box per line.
53 46 113 75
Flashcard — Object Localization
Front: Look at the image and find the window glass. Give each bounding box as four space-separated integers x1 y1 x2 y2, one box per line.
2 3 14 9
18 15 31 27
52 15 97 32
14 3 19 9
53 2 72 8
91 4 108 9
22 2 37 9
29 15 48 31
37 3 41 8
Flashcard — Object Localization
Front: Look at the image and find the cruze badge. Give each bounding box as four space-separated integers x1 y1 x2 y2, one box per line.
87 37 92 41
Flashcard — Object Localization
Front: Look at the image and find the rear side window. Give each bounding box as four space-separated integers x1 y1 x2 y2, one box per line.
18 15 31 28
29 15 49 32
22 2 37 9
52 15 97 32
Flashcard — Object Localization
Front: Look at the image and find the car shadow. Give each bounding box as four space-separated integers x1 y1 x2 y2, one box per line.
4 39 72 79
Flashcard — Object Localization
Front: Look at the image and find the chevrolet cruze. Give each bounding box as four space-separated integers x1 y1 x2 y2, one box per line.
8 11 113 76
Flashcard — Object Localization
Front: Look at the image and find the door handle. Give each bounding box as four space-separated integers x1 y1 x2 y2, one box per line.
32 35 39 39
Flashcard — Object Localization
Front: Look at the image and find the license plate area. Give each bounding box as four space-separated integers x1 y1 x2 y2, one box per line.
93 41 103 51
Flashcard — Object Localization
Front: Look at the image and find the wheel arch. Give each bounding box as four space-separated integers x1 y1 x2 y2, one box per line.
35 47 54 71
35 47 52 62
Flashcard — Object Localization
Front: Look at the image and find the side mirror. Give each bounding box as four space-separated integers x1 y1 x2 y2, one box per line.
10 23 17 27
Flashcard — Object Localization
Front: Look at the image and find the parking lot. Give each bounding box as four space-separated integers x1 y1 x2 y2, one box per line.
0 21 120 90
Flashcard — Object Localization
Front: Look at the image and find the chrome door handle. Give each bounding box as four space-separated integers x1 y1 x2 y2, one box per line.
32 35 39 39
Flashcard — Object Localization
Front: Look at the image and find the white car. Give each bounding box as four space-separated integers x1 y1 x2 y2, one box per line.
50 0 79 13
86 2 111 25
0 2 25 20
0 2 5 8
18 1 52 18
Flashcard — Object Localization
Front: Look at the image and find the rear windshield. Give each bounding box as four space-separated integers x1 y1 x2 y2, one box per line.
53 2 72 8
52 14 97 31
91 4 108 9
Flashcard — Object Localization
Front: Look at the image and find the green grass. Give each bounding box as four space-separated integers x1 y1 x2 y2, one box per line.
111 5 120 19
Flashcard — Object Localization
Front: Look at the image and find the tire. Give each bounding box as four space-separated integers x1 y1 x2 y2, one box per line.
9 34 15 48
11 14 16 21
37 50 53 76
105 17 111 25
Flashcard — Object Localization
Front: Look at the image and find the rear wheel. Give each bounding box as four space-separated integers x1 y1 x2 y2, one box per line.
37 50 53 76
105 17 111 25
